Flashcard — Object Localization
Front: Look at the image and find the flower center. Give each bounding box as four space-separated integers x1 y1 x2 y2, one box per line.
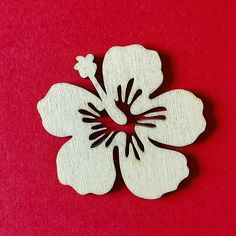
79 78 166 160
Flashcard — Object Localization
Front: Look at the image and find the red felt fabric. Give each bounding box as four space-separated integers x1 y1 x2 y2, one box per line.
1 1 236 235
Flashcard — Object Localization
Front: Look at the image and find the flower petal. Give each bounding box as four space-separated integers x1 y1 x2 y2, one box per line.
57 136 116 195
134 89 206 146
103 45 163 106
37 83 103 137
117 134 189 199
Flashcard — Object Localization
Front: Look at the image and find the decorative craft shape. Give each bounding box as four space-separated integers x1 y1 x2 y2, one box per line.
37 44 206 199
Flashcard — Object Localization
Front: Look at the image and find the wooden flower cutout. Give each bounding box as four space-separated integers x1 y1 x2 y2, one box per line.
37 45 206 199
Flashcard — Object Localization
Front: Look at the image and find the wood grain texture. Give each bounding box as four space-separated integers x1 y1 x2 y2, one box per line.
37 44 206 199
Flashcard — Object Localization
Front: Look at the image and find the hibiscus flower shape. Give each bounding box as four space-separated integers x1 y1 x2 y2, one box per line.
37 45 206 199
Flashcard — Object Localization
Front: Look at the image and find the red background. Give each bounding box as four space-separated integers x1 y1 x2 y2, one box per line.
1 1 236 235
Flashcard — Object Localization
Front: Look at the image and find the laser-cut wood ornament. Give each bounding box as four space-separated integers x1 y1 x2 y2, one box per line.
37 44 206 199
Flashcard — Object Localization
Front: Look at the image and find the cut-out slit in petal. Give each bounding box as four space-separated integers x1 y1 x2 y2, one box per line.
105 132 118 147
88 102 101 116
140 107 167 116
91 124 105 130
78 109 98 118
82 117 96 123
125 78 134 103
117 85 122 102
129 89 142 105
91 133 110 148
89 130 107 140
141 115 166 121
134 134 145 152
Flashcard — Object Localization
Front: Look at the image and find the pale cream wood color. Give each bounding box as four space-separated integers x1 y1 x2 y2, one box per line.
37 44 206 199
